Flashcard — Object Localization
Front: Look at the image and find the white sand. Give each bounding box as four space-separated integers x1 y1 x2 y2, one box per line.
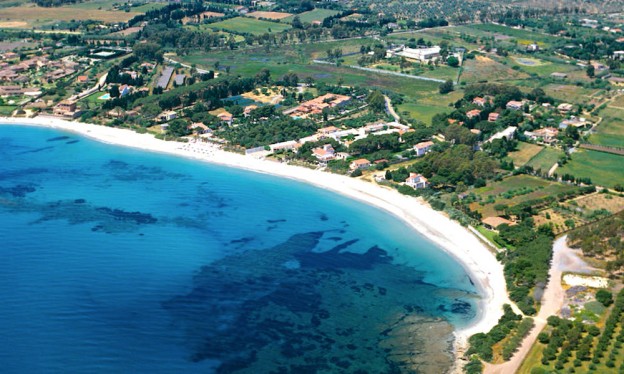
0 116 510 362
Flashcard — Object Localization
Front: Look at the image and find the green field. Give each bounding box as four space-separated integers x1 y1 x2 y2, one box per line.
590 107 624 148
507 142 544 166
470 174 577 217
558 149 624 188
460 23 561 47
526 146 563 172
0 105 17 115
209 17 291 35
283 9 340 24
542 83 599 104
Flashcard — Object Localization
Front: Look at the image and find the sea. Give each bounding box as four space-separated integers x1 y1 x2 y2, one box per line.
0 124 481 374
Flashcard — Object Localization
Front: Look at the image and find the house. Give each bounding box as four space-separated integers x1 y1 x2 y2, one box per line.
614 51 624 60
189 122 210 134
472 97 488 107
466 109 481 119
76 75 89 84
559 117 587 129
506 100 524 111
525 127 559 143
591 62 608 71
158 110 177 122
413 140 434 156
312 144 336 162
53 99 81 118
217 111 233 125
486 126 517 143
350 158 371 170
270 140 298 152
488 112 500 122
285 94 351 119
482 216 515 230
243 105 258 116
318 125 339 136
557 103 574 114
470 128 482 135
119 84 131 97
405 173 429 189
550 72 568 80
526 43 539 52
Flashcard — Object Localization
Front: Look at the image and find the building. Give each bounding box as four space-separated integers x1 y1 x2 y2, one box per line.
559 117 588 129
482 216 515 230
318 125 339 136
526 43 539 52
466 109 481 119
243 105 258 116
486 126 517 143
312 144 336 162
614 51 624 60
270 140 298 152
550 72 568 80
405 173 429 189
472 97 488 107
413 140 434 156
350 158 371 170
285 94 351 119
506 100 524 111
189 122 210 134
390 46 441 62
119 84 131 97
525 127 559 143
217 111 233 125
488 112 500 122
53 100 81 118
76 75 89 84
158 110 177 122
557 103 574 114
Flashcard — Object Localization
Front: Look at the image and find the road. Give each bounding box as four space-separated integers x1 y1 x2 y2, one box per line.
163 56 211 74
484 236 573 374
384 95 400 122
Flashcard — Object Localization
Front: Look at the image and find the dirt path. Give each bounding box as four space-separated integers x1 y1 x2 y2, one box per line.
484 236 570 374
384 95 400 122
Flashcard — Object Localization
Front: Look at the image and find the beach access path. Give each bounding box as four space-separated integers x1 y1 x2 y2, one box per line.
1 116 511 369
485 235 593 374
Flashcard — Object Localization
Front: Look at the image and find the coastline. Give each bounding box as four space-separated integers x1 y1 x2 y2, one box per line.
0 116 509 368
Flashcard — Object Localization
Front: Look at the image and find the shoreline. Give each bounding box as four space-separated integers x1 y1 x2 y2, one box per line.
1 116 509 368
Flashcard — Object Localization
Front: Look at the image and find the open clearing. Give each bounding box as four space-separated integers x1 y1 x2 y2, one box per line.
542 84 599 104
526 146 562 173
283 9 340 24
507 142 544 166
590 107 624 148
558 149 624 188
209 17 291 35
0 5 139 23
247 11 292 20
461 55 529 84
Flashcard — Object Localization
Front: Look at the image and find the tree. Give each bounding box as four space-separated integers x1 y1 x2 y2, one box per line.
366 90 386 113
586 64 595 78
596 289 613 307
109 85 120 98
447 56 459 67
167 119 191 137
439 80 454 94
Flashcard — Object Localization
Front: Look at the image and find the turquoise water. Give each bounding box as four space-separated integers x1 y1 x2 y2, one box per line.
0 125 480 373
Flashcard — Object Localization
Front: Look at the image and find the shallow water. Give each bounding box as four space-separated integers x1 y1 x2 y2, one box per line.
0 125 481 373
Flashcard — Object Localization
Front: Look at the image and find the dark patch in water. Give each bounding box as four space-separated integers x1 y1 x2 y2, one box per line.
74 199 86 204
326 237 342 242
0 184 36 197
230 237 254 245
327 239 359 253
94 207 157 224
451 300 472 314
164 231 459 373
267 219 286 224
319 213 329 221
17 146 54 155
47 136 70 142
66 140 80 144
103 159 187 182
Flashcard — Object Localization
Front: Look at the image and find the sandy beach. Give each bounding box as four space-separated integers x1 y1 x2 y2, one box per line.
0 116 510 368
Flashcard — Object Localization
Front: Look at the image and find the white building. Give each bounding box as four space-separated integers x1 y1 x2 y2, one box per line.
405 173 429 189
413 141 434 156
312 144 336 162
390 46 441 62
486 126 517 143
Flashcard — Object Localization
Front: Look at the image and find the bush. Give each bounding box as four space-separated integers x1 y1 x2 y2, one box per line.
596 289 614 307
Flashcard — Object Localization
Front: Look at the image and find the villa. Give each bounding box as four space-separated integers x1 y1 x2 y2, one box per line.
157 110 177 122
482 216 515 230
466 109 481 119
557 103 574 114
405 173 429 189
285 94 351 119
53 99 81 119
350 158 371 170
488 112 500 122
414 141 434 156
217 111 233 125
525 127 559 143
506 100 524 111
486 126 517 143
472 97 489 107
389 46 441 62
312 144 336 162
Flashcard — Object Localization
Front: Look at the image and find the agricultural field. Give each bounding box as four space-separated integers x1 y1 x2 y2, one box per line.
558 149 624 188
589 107 624 148
526 146 563 173
0 5 139 25
533 208 584 235
567 193 624 215
62 0 125 10
542 84 600 104
208 17 291 35
469 174 578 217
460 55 529 84
283 9 340 24
458 23 561 48
507 142 544 166
509 56 580 78
398 90 461 125
247 11 292 20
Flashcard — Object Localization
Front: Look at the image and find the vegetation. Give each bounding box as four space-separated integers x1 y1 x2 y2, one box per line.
568 211 624 274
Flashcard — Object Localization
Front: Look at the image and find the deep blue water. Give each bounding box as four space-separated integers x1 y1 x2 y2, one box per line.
0 125 481 373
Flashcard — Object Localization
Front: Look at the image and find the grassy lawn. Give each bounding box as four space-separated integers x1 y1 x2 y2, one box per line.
590 107 624 148
509 55 580 77
558 149 624 188
461 23 560 47
507 142 544 166
131 3 166 12
209 17 291 35
283 9 340 24
398 101 453 125
526 146 563 173
0 105 17 115
476 225 503 248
